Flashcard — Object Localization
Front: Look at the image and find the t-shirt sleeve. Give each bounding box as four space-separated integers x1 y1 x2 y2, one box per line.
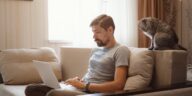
114 45 130 67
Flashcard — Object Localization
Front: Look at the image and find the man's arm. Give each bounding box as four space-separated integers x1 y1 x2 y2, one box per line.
65 66 128 92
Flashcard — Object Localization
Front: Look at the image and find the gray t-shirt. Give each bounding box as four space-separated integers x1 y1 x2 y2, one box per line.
83 43 130 83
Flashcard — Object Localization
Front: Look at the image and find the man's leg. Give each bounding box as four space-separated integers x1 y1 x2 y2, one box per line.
25 84 53 96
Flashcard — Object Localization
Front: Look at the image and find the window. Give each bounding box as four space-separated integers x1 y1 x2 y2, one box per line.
48 0 138 47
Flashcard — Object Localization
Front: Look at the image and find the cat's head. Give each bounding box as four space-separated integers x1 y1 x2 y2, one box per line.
138 17 160 33
156 20 171 33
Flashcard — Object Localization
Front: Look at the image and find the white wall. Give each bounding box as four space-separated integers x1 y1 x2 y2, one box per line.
0 0 138 54
0 0 66 54
1 0 190 59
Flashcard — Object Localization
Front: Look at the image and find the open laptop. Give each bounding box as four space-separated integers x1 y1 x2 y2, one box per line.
33 60 80 91
33 60 60 89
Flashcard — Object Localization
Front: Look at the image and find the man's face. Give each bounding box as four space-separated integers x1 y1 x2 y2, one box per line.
91 25 110 47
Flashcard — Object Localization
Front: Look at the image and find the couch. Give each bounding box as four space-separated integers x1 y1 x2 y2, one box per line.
0 46 188 96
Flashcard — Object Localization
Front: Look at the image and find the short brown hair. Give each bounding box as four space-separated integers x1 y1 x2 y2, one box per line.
90 14 115 31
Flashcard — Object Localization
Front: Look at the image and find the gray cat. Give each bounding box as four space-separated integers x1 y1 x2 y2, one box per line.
138 17 185 50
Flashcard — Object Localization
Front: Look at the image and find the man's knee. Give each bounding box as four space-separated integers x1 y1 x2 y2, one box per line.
25 84 53 96
46 90 60 96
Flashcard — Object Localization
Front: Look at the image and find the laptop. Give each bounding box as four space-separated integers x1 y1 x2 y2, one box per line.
33 60 61 89
33 60 80 91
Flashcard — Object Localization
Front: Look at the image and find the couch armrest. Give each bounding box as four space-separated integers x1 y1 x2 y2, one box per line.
60 47 92 80
80 81 192 96
153 50 187 88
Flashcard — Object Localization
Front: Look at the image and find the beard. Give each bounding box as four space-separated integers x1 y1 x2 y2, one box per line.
95 39 106 47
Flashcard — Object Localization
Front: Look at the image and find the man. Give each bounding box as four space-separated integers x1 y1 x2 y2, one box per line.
25 14 130 96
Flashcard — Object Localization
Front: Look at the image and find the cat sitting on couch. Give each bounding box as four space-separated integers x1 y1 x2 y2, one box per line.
138 17 186 50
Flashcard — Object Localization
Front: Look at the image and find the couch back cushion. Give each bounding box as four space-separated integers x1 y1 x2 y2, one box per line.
124 47 154 90
0 47 62 85
60 47 92 80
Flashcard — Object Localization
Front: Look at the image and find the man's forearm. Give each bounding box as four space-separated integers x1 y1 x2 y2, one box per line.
87 81 125 93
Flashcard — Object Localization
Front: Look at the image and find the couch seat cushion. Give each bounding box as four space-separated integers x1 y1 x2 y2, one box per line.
0 84 26 96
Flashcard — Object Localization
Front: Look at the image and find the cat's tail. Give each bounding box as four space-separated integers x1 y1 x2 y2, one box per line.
174 44 187 51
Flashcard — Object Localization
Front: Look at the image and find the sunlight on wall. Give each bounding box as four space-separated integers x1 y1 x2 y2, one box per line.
48 0 138 47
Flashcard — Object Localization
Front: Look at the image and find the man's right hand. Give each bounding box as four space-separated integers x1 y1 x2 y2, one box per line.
64 77 86 89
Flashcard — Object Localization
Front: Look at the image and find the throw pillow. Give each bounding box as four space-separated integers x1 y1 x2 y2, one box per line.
124 47 154 90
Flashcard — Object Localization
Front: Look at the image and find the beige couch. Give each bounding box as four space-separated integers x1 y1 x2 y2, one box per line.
0 47 188 96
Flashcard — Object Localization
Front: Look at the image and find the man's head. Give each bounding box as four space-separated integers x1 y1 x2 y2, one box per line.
90 14 115 47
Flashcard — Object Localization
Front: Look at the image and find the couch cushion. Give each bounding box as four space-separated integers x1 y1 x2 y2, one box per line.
60 47 92 80
0 47 62 85
124 48 154 90
0 84 26 96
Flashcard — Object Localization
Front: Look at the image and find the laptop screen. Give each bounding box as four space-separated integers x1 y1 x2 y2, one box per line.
33 60 60 89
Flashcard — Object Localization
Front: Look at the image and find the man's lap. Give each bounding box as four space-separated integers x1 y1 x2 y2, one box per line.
47 89 85 96
25 83 85 96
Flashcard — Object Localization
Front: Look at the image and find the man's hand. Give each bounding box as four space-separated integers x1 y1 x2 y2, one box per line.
65 77 85 89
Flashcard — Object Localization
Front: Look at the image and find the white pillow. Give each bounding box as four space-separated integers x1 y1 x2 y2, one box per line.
124 48 154 90
0 47 62 85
